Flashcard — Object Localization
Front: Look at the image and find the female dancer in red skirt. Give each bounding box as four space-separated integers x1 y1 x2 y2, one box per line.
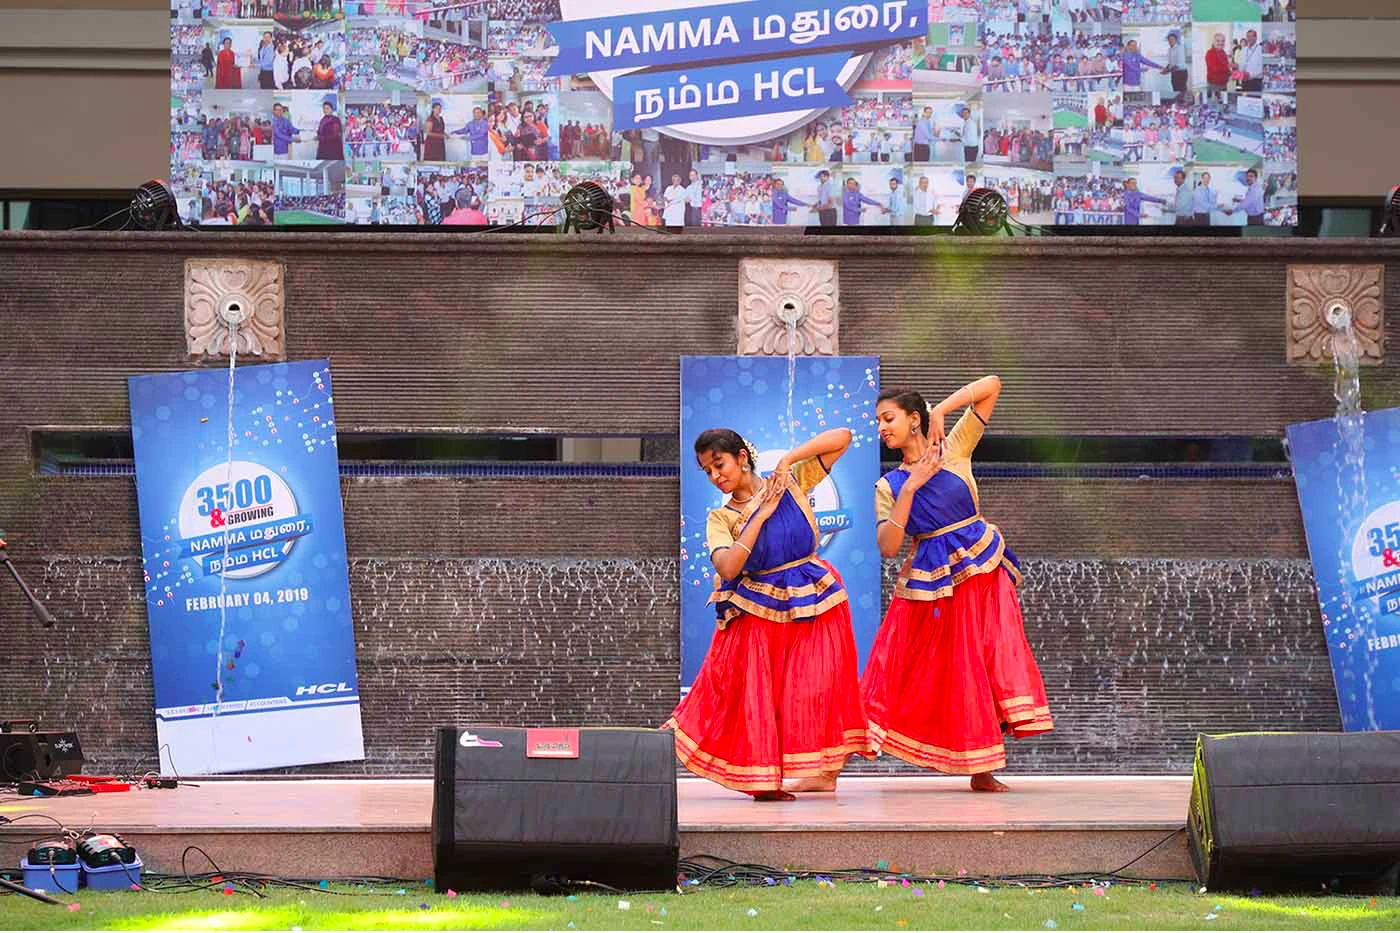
667 427 873 800
862 376 1053 791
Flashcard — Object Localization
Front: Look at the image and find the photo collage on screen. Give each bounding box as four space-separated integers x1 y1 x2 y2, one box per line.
170 0 1297 227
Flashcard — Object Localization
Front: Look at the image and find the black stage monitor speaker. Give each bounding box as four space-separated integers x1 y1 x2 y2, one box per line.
0 732 84 782
1188 731 1400 894
433 726 678 893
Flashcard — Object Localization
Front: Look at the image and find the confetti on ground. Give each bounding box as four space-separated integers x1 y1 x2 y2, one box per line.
1093 887 1106 897
763 877 775 886
223 886 235 896
567 895 578 901
1044 921 1057 929
660 907 668 917
618 901 631 911
1149 883 1158 892
896 921 908 928
130 883 141 891
746 908 758 917
877 880 889 889
501 900 511 908
419 903 430 911
1199 887 1208 894
566 923 576 930
67 903 80 913
395 889 406 896
318 880 329 890
1072 903 1085 911
977 887 990 894
1205 913 1219 921
446 890 457 898
901 879 911 888
912 888 924 897
875 905 884 912
937 880 946 889
1214 904 1223 911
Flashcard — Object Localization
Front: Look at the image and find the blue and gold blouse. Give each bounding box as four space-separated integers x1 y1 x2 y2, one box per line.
875 408 1022 602
704 458 847 628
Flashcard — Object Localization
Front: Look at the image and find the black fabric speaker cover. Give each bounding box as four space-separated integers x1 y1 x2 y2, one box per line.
1188 731 1400 893
432 726 679 893
0 732 83 781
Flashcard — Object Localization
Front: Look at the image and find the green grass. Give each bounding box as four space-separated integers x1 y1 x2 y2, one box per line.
274 211 342 225
1054 111 1089 130
1191 0 1263 20
2 882 1397 931
1191 140 1263 164
1086 149 1119 162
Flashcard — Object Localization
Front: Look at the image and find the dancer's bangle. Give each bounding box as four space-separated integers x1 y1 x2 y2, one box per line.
734 541 752 554
888 520 905 532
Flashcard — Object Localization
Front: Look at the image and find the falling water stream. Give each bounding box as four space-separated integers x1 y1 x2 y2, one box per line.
1328 306 1381 730
785 318 799 450
210 317 239 767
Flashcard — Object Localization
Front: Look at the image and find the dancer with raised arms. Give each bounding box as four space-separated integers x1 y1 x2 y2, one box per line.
862 376 1053 791
667 427 872 801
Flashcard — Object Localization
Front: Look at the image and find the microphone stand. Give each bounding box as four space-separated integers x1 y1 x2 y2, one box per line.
0 543 62 908
0 531 66 907
0 531 56 628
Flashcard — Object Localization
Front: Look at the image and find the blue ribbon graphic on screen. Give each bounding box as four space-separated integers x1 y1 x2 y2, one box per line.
549 0 923 126
613 52 851 129
549 0 924 74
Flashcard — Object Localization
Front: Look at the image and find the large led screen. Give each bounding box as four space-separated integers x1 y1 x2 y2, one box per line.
169 0 1297 227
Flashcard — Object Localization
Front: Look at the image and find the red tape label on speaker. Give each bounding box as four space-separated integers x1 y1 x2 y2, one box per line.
526 728 580 759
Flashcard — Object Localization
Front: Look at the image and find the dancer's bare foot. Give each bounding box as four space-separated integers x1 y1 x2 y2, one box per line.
751 790 798 802
785 773 839 793
970 773 1009 792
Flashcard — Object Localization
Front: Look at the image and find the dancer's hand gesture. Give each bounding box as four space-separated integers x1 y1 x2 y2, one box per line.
926 407 947 448
755 472 791 522
905 442 944 492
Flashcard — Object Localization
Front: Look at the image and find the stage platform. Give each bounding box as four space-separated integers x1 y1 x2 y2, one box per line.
0 777 1193 882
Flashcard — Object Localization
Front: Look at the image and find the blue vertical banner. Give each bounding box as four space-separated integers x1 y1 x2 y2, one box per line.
128 359 364 773
679 356 881 688
1287 408 1400 731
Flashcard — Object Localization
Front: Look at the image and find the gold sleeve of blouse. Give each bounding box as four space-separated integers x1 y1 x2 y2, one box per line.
945 407 986 462
792 457 831 494
705 507 739 556
875 476 894 524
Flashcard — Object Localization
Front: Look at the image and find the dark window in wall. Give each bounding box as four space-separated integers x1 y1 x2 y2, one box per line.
0 194 1390 236
2 194 130 231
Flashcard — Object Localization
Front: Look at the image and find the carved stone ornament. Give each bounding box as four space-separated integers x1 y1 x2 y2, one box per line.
1286 264 1384 365
185 258 286 360
737 258 839 356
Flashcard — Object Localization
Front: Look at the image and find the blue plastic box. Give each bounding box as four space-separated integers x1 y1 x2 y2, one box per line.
81 854 143 890
20 857 81 894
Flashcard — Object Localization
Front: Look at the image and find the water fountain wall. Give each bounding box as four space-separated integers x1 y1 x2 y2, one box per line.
1 232 1398 774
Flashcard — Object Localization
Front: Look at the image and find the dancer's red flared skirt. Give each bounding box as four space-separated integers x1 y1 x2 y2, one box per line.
860 568 1053 774
665 563 873 793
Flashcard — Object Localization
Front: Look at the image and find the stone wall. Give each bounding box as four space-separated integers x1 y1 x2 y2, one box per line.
2 231 1397 774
